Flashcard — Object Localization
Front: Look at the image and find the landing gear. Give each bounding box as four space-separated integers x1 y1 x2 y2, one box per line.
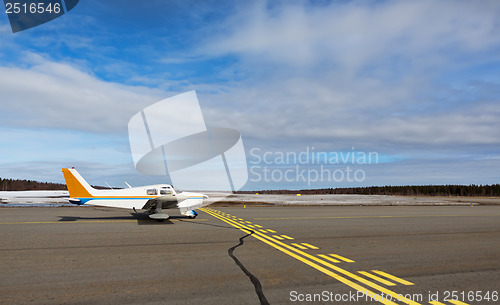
148 201 169 221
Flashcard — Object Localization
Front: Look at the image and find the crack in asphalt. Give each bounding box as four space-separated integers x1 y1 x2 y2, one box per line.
228 231 270 305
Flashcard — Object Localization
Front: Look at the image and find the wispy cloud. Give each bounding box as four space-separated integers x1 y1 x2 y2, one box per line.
203 1 499 70
0 53 166 133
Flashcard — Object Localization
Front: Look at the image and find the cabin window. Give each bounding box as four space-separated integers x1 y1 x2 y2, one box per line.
146 188 157 195
160 189 172 195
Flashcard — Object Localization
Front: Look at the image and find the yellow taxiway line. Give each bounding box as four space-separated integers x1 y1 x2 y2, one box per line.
201 207 428 305
201 207 475 305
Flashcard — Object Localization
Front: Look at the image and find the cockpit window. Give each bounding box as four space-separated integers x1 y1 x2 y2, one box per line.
173 187 183 194
146 188 157 195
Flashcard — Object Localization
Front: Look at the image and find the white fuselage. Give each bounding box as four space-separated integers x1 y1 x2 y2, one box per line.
71 184 208 214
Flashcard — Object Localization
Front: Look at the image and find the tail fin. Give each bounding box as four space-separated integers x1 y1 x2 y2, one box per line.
62 168 96 198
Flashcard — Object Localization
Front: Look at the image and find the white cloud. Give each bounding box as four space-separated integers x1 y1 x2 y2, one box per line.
195 0 500 152
0 54 166 133
200 76 500 152
204 1 500 71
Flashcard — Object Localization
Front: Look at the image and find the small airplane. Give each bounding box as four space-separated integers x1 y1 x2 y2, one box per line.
62 168 209 220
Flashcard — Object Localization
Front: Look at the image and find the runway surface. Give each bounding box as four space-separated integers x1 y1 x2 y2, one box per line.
0 205 499 305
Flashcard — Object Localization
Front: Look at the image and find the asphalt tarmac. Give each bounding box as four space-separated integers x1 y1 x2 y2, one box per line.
0 205 499 305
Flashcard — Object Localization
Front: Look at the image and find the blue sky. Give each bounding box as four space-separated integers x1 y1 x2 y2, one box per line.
0 0 499 190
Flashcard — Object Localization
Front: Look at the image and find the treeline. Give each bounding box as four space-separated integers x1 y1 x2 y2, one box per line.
239 184 500 197
0 178 67 191
0 177 114 191
2 176 499 196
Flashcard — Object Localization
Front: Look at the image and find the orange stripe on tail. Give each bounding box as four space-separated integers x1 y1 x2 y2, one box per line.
62 168 94 198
